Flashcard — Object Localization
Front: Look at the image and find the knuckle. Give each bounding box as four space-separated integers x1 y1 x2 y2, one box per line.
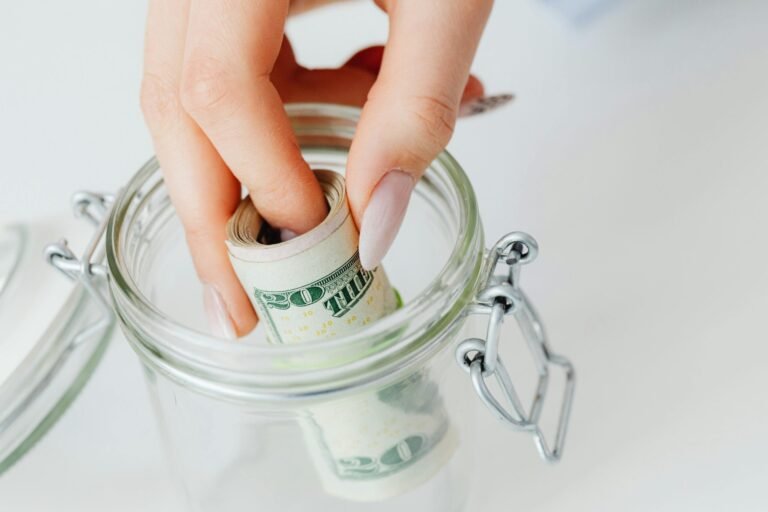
140 73 180 131
250 161 301 201
180 55 237 116
407 94 457 152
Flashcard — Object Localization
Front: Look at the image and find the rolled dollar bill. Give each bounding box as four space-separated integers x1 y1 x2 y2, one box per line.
226 170 456 501
226 170 398 343
302 371 458 501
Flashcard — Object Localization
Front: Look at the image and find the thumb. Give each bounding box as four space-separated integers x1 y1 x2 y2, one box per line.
346 90 456 270
345 0 492 270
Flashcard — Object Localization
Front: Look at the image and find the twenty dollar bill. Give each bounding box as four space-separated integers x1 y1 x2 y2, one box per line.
226 170 398 344
226 170 456 501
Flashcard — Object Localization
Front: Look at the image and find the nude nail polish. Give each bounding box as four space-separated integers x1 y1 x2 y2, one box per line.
203 284 236 339
459 93 515 117
359 170 415 271
280 228 298 242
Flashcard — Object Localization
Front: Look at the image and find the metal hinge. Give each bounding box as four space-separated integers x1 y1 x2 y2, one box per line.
456 232 575 462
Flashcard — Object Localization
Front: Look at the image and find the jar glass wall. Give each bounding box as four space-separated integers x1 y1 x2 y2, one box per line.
106 104 486 512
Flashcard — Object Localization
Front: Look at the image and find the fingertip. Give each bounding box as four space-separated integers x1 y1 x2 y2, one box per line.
461 74 485 103
203 284 237 339
202 276 258 339
358 170 415 271
225 283 259 337
203 273 258 338
186 225 258 338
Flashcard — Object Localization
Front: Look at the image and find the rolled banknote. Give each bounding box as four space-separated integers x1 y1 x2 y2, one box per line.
302 370 457 501
226 170 456 501
226 170 398 343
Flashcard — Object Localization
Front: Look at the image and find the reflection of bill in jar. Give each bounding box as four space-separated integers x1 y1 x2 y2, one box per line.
304 370 458 502
226 170 456 501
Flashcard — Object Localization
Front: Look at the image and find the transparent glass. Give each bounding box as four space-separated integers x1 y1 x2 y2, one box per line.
106 104 486 512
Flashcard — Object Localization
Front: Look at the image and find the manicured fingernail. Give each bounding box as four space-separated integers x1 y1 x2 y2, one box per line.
359 170 415 271
203 284 236 339
280 228 298 242
459 93 515 117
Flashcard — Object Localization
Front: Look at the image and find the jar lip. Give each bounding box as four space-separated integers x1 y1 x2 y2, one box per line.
106 103 484 392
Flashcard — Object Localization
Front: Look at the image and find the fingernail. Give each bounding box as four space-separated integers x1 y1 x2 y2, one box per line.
280 228 298 242
459 93 515 117
359 170 415 270
203 284 237 339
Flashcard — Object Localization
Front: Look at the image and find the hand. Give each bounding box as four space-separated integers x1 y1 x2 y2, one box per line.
140 0 503 338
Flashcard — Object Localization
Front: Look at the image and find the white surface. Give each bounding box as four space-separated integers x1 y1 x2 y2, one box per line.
2 0 768 510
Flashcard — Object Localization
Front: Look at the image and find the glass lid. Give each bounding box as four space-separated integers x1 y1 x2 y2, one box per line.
0 215 114 474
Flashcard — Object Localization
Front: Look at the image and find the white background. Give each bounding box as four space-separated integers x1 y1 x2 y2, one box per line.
2 0 768 510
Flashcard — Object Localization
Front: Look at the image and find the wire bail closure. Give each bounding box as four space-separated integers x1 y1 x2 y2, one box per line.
44 192 115 346
456 232 575 463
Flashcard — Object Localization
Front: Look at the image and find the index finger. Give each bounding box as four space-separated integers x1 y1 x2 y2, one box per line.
180 0 327 234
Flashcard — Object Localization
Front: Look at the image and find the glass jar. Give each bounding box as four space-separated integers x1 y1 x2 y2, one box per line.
40 104 574 511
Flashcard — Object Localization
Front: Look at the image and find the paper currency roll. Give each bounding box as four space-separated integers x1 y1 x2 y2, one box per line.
226 170 398 344
303 372 458 501
226 170 456 501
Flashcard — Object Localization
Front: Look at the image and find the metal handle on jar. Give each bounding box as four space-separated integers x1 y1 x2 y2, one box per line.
44 191 115 345
456 232 576 463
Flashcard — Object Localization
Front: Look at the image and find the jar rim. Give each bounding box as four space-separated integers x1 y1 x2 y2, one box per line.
106 103 485 398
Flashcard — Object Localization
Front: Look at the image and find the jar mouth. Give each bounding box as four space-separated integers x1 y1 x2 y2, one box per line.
107 103 484 399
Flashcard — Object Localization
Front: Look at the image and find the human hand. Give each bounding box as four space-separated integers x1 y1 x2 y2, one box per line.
140 0 507 338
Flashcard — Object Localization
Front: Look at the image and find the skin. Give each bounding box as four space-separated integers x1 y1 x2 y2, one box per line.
140 0 494 336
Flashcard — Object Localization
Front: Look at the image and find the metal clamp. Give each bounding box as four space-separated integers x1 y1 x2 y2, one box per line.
456 232 575 463
44 192 115 345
